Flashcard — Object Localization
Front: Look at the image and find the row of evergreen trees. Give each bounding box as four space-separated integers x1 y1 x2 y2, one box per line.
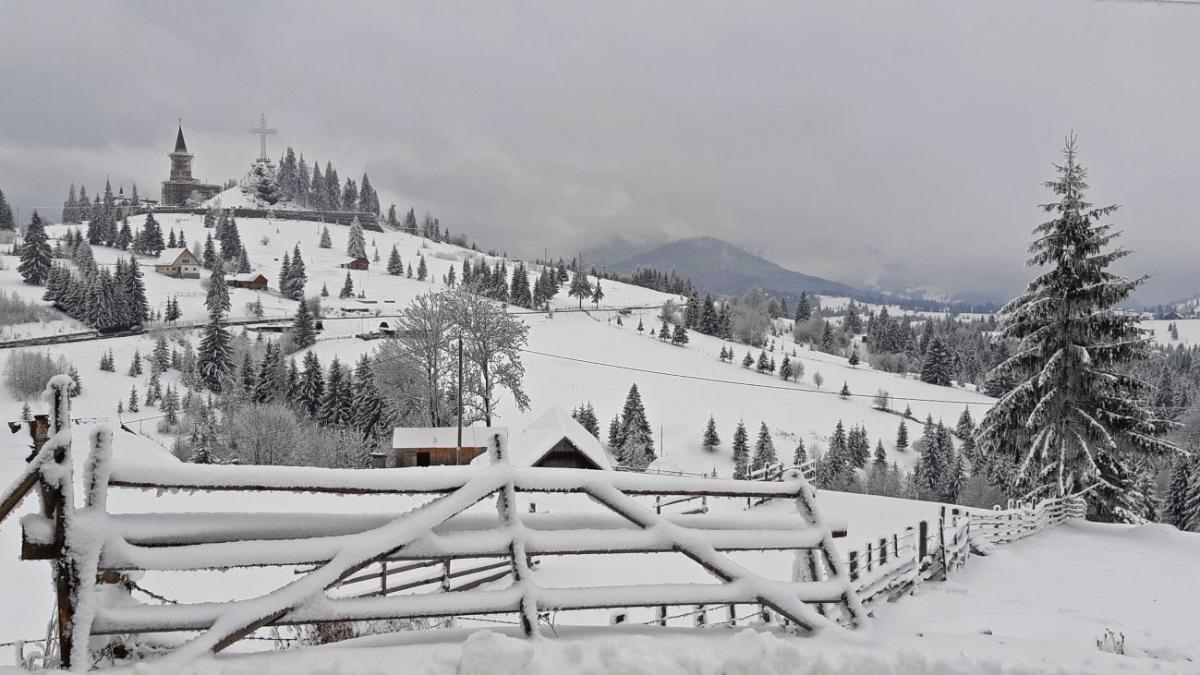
60 180 140 225
41 254 150 329
274 147 381 215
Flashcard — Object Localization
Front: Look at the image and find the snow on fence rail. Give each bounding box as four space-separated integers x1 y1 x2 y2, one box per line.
0 377 864 669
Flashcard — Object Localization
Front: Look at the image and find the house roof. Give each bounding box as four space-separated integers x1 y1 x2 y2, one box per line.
474 407 613 470
232 273 267 282
392 426 507 450
156 248 195 265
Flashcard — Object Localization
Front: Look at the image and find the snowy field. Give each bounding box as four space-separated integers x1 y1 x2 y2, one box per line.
1 213 1196 672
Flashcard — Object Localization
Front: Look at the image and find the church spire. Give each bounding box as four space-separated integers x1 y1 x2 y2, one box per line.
174 125 188 154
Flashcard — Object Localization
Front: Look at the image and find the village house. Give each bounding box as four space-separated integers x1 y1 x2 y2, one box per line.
228 273 268 290
384 408 612 471
153 247 201 279
485 407 613 470
340 257 370 270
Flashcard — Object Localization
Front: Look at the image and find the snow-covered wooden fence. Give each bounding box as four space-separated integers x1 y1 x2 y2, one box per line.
842 496 1085 612
749 460 817 484
0 378 865 669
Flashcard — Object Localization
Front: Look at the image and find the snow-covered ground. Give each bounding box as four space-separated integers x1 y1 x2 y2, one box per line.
1 212 1193 673
1145 318 1200 348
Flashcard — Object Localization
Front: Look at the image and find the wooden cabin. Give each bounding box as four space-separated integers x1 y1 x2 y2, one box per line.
153 247 201 279
340 257 370 271
389 427 508 468
228 273 268 290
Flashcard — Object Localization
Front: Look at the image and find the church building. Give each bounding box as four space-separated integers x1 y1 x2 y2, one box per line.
160 125 221 206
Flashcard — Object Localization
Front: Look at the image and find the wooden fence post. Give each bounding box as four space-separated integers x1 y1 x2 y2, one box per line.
918 520 928 564
938 506 948 579
727 603 737 627
848 550 859 582
380 561 388 596
657 605 668 627
879 537 888 566
866 542 874 573
694 605 707 627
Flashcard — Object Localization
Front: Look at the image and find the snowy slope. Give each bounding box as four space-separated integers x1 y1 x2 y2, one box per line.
1 212 1014 669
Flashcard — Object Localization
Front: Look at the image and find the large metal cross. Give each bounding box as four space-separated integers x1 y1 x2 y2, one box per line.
249 113 277 161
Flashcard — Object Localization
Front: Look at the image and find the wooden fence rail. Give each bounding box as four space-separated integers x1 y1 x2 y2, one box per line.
841 496 1085 615
0 377 862 669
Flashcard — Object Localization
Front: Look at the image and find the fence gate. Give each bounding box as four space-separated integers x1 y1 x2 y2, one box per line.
0 377 864 670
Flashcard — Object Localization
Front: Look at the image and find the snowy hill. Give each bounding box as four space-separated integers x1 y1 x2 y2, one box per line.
6 212 1191 672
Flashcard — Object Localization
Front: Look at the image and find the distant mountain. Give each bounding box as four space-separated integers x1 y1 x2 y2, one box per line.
588 236 986 312
589 236 859 301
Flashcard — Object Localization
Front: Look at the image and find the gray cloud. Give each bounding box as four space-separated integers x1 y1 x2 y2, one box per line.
1 0 1197 304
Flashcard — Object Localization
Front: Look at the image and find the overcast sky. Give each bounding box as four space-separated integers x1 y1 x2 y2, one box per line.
1 0 1197 304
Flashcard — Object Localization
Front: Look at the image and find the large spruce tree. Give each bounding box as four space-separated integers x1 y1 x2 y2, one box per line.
976 137 1175 507
18 210 52 284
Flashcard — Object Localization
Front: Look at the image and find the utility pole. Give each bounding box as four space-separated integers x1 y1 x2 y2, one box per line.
456 335 464 465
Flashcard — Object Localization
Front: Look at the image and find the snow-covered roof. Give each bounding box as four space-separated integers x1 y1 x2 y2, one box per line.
476 407 613 470
391 426 507 450
232 272 267 282
156 248 195 265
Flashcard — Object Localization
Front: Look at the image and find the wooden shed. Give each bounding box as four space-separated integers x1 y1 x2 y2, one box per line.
228 273 268 290
390 426 508 468
340 257 370 271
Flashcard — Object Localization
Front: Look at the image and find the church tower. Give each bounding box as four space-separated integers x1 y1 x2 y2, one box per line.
169 125 194 181
161 123 220 206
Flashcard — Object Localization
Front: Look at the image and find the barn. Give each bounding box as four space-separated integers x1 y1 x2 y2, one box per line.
389 426 508 468
228 273 268 290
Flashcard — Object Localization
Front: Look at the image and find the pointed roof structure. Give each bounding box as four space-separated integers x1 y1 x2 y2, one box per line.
174 125 189 154
472 407 613 470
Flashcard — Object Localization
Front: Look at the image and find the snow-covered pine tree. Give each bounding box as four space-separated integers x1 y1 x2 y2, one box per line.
820 421 852 489
387 245 403 275
919 337 953 386
839 381 851 399
347 218 367 259
732 421 749 479
18 211 52 284
896 419 909 452
201 233 218 269
318 357 347 427
339 271 354 299
319 226 332 249
848 345 860 367
128 350 143 376
416 255 427 281
616 384 655 466
567 267 592 308
671 323 688 346
702 415 720 451
0 188 17 230
751 422 777 471
742 351 753 368
873 439 887 467
591 278 604 307
976 137 1176 510
197 261 234 392
292 298 316 349
792 438 806 466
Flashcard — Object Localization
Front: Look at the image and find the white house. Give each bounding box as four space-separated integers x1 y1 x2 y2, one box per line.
153 247 201 279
